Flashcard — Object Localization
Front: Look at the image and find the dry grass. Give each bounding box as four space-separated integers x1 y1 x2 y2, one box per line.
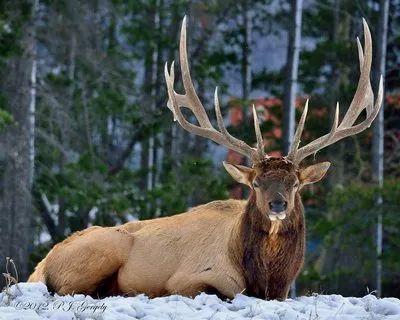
2 257 21 305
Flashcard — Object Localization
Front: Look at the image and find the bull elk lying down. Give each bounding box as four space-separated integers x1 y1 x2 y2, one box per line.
28 17 382 300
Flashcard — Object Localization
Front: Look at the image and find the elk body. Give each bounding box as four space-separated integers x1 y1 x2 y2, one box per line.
28 17 382 300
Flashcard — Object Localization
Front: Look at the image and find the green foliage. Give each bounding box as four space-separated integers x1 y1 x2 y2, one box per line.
299 180 400 296
0 0 31 59
0 108 13 128
36 150 226 233
151 158 227 218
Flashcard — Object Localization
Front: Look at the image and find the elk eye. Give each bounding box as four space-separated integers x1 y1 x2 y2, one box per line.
253 180 260 188
293 182 299 188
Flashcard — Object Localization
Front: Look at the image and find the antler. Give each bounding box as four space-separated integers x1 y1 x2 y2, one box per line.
164 16 266 164
286 19 383 165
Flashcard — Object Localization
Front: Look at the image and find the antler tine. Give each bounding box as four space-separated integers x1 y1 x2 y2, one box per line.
165 61 210 136
165 17 264 163
214 87 225 132
252 105 266 160
340 18 374 127
286 99 309 161
179 16 212 128
356 37 364 73
165 61 177 120
214 88 267 161
289 19 383 165
332 102 340 132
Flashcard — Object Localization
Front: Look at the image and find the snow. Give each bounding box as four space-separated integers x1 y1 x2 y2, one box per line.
1 283 400 320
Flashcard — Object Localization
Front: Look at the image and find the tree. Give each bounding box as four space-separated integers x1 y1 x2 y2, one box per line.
283 0 303 155
30 0 233 244
283 0 303 298
372 0 389 298
0 0 37 284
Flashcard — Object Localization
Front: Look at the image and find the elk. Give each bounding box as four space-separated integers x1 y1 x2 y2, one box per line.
28 17 382 300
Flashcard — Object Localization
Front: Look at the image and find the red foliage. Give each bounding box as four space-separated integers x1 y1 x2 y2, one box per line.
226 96 308 197
227 96 310 158
386 94 400 109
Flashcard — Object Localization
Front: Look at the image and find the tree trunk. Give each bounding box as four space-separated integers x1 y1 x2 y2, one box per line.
372 0 389 298
241 0 252 105
282 0 303 298
153 0 164 195
147 0 160 200
327 0 348 188
161 6 180 183
140 2 159 217
0 0 38 285
231 1 253 199
316 0 352 284
283 0 303 154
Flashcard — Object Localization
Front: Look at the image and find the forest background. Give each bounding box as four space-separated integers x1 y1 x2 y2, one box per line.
0 0 399 298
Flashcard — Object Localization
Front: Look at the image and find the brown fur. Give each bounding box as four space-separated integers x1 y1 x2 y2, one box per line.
228 158 305 299
28 157 322 300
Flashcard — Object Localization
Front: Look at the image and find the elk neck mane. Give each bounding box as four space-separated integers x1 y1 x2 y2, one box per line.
229 160 305 298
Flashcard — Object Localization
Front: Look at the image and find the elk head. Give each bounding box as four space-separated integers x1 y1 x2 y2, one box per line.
165 17 383 221
222 157 330 221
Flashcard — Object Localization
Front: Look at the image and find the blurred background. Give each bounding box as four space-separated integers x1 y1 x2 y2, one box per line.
0 0 399 298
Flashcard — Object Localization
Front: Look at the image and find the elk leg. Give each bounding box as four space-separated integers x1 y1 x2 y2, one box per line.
166 271 242 299
265 277 291 301
41 226 134 296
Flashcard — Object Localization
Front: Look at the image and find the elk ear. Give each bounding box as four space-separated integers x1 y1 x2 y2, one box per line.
223 161 254 187
299 161 330 186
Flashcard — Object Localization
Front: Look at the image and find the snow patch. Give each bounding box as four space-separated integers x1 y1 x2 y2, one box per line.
1 282 400 320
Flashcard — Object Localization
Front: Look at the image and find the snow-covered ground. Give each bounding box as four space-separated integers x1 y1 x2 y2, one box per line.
1 283 400 320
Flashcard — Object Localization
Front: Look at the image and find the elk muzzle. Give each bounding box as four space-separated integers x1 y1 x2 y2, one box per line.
268 200 287 221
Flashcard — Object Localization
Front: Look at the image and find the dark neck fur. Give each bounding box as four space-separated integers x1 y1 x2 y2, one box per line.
234 190 305 298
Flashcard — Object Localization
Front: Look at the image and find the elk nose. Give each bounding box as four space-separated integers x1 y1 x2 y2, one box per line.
269 200 287 213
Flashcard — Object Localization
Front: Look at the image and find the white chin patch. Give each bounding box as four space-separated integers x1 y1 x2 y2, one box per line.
269 213 286 221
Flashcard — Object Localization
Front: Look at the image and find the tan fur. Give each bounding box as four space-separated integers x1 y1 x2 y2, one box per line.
29 158 319 300
28 258 46 282
269 221 282 236
30 201 248 298
29 226 135 296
